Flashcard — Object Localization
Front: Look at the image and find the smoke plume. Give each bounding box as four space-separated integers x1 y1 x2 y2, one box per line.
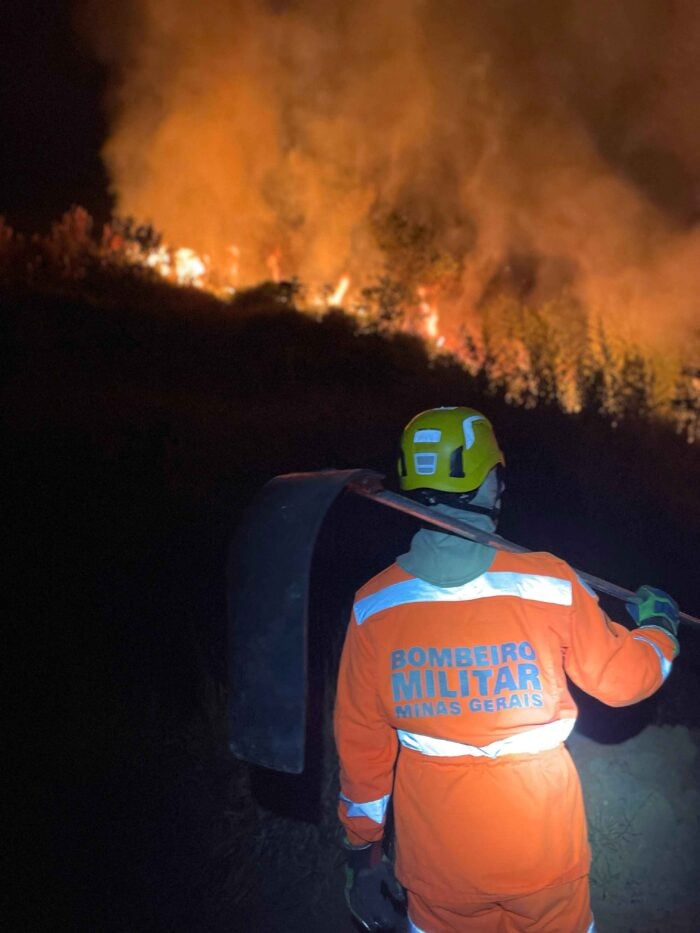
81 0 699 359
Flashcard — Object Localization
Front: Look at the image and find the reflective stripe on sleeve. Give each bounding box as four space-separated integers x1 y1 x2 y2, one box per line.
408 916 428 933
397 717 576 759
354 572 572 625
339 792 390 823
631 632 673 681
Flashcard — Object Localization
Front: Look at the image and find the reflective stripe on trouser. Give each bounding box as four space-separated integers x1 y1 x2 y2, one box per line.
398 717 576 759
406 876 594 932
408 920 596 933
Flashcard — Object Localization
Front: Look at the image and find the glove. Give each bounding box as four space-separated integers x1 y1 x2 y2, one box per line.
626 585 680 638
343 838 406 931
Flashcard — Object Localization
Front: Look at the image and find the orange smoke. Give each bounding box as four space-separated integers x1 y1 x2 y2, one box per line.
79 0 699 370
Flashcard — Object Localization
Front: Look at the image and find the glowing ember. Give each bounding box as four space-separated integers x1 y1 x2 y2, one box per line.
143 245 171 276
227 244 241 283
328 274 351 307
266 249 282 283
141 244 209 287
417 285 442 344
425 311 439 340
173 248 208 285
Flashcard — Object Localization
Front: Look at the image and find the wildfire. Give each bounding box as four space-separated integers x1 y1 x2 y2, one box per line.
84 0 700 443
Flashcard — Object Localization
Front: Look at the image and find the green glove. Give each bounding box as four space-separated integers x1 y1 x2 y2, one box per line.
343 838 405 931
626 585 680 638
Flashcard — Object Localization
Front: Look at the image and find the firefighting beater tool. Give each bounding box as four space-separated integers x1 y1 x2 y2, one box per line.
227 469 699 774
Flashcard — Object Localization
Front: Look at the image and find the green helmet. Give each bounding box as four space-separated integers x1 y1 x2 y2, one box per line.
398 406 504 493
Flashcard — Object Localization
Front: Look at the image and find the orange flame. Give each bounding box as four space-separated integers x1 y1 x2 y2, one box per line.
416 285 444 346
328 274 351 307
266 249 282 283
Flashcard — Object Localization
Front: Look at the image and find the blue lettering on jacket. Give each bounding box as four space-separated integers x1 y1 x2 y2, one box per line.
389 642 544 717
391 642 536 669
392 670 422 701
395 701 462 718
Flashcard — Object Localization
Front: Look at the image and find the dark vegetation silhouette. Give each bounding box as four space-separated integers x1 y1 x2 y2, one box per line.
3 248 699 931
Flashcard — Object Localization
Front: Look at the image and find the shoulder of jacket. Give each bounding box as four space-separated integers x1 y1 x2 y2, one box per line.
497 549 575 580
354 562 410 602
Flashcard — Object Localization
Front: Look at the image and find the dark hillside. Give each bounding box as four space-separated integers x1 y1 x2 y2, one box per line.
4 281 699 931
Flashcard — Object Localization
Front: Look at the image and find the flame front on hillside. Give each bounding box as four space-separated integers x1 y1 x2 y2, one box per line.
0 203 697 439
120 232 452 348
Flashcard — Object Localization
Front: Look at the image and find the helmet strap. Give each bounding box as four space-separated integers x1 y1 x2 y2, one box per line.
409 488 477 508
460 502 501 520
408 467 504 523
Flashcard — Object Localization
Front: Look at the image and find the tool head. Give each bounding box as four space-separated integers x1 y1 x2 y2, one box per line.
227 469 383 773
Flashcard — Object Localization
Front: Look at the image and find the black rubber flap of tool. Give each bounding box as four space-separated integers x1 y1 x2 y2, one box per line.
227 469 380 773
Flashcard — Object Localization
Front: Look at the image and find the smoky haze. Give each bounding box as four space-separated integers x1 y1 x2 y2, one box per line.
80 0 699 358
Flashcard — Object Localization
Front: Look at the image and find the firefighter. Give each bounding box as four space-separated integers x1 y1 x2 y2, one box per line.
334 406 680 932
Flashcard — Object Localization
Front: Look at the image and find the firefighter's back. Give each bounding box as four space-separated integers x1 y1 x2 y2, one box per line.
354 548 590 904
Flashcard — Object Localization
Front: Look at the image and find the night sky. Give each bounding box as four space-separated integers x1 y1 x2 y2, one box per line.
1 1 112 231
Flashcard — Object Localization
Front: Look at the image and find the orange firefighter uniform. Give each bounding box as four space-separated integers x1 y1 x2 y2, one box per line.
334 547 678 932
